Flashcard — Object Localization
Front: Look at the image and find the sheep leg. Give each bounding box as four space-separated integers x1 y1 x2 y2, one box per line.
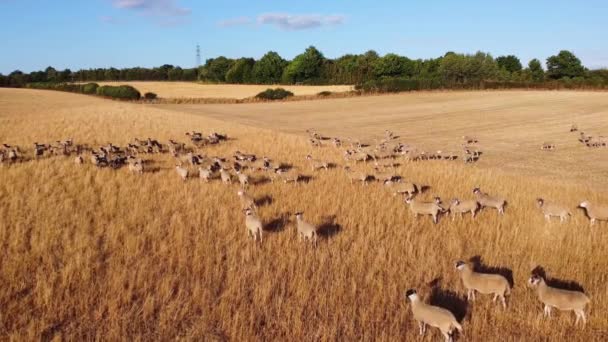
418 321 425 335
433 214 438 224
545 215 550 222
544 305 552 318
441 330 451 342
578 310 587 326
590 218 595 226
259 229 263 243
471 290 476 301
500 295 506 309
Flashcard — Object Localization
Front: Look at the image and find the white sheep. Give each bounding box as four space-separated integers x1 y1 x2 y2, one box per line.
455 261 510 308
294 212 318 246
578 200 608 226
244 208 263 243
528 274 590 326
405 289 463 342
536 198 571 222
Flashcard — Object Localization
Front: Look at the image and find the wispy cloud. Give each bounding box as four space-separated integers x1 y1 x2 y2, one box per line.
218 13 345 31
257 13 345 30
110 0 190 25
217 16 253 28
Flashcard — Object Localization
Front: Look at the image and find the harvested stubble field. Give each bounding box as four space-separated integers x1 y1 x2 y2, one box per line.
0 88 607 341
95 81 354 99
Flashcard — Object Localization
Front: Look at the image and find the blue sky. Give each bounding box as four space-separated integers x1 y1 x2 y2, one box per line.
1 0 607 73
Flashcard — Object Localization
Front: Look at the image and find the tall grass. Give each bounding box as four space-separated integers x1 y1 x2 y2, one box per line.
0 89 606 341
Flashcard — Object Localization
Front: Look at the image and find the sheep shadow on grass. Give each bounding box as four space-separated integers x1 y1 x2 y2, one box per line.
469 255 514 288
297 175 314 184
428 277 470 324
317 215 342 239
531 266 586 293
264 213 290 233
254 195 273 207
251 176 272 186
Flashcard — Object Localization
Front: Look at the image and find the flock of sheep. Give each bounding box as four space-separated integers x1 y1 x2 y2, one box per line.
541 124 608 151
1 125 606 342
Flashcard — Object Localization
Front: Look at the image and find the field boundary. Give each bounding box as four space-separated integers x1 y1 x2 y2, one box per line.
142 87 608 105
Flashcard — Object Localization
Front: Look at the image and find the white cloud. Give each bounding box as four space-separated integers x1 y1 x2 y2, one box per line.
110 0 190 24
257 13 345 30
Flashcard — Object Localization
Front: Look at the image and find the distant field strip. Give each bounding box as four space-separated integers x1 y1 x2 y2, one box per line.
158 90 608 188
95 81 354 99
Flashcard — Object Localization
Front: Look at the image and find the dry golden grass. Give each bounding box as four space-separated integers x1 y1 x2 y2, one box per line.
0 88 607 341
95 81 354 99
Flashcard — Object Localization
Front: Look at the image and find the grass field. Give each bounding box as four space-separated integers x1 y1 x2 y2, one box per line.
95 81 354 99
0 88 607 341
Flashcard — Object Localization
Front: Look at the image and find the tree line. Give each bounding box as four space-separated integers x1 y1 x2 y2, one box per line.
1 48 607 90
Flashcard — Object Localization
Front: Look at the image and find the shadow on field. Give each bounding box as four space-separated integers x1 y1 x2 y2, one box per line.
252 176 272 186
264 213 290 233
531 266 586 292
428 277 469 324
469 255 515 288
297 175 314 184
254 195 273 207
317 215 342 238
278 163 294 171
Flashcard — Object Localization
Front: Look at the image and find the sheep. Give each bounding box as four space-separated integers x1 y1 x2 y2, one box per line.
541 142 556 150
33 142 48 158
237 190 257 211
373 167 397 183
405 289 463 342
309 138 322 148
306 155 329 171
455 261 510 308
344 150 371 162
235 169 250 188
388 180 418 197
473 187 506 214
536 198 571 222
294 212 318 246
462 135 478 144
220 168 232 184
128 158 144 174
244 208 263 243
578 200 608 226
74 155 84 165
175 165 189 181
332 138 342 148
276 169 300 184
570 124 578 132
434 197 451 213
449 198 479 220
343 166 372 185
528 274 590 326
198 165 214 182
405 196 445 224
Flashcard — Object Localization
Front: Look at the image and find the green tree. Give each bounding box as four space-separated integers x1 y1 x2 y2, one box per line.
181 68 198 81
373 53 414 78
282 46 325 84
45 66 57 82
199 57 234 82
252 51 287 84
546 50 585 79
168 67 183 81
226 58 255 84
528 59 545 82
496 55 523 73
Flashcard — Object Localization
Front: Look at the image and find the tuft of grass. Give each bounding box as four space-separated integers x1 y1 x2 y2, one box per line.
0 88 607 341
